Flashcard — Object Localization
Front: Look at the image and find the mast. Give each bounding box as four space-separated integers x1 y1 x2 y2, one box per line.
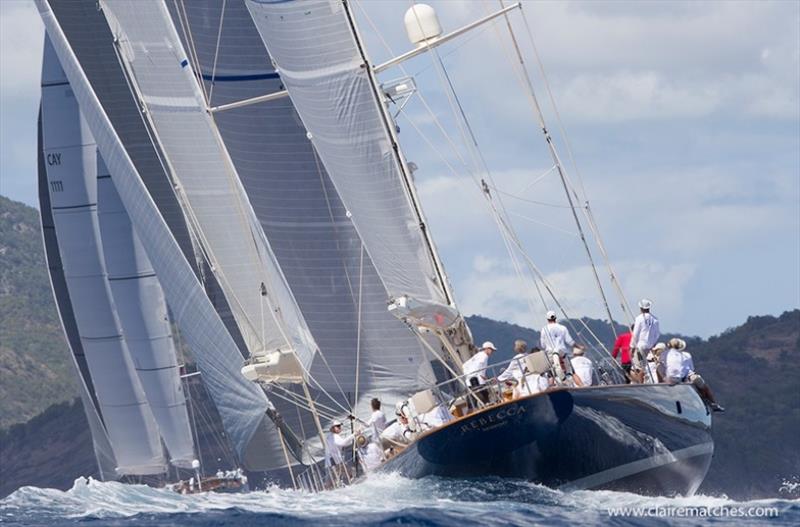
342 0 453 307
497 5 619 332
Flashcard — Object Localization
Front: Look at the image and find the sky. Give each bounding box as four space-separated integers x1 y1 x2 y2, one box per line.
1 0 798 338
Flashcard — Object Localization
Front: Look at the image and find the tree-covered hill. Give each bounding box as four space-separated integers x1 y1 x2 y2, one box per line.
0 196 76 428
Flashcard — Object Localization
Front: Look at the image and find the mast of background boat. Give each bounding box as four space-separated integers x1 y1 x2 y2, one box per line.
495 0 620 334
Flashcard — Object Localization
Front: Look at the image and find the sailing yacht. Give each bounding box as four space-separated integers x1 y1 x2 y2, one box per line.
36 0 713 497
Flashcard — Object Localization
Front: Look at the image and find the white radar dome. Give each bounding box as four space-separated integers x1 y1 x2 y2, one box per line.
404 4 442 47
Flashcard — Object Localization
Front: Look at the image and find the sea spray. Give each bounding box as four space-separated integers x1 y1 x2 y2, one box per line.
2 475 799 526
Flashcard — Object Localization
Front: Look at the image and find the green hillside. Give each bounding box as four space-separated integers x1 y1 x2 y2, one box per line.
0 196 77 428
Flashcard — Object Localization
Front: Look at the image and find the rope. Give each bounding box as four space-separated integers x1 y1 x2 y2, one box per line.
207 0 227 106
353 243 365 413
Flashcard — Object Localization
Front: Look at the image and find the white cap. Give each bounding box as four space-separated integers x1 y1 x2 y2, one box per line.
572 347 585 355
652 342 666 352
638 298 653 310
481 341 497 351
546 310 557 321
330 419 343 429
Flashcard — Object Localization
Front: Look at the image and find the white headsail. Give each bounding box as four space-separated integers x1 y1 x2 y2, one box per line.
98 0 317 369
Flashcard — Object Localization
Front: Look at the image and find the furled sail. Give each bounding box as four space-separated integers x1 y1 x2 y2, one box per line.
36 0 275 461
40 36 166 475
245 0 452 313
175 1 439 431
98 0 317 369
96 159 195 469
37 110 119 481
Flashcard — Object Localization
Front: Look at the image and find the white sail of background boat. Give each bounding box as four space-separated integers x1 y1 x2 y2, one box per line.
35 0 715 496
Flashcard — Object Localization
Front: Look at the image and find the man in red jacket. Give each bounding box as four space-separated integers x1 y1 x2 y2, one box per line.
612 325 634 382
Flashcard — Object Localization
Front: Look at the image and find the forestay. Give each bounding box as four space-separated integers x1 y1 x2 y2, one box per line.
36 0 274 460
245 0 451 311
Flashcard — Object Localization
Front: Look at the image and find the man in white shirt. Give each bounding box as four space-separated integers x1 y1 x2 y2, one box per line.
666 339 724 412
325 420 354 464
463 341 496 386
570 348 594 386
630 299 660 380
498 340 529 383
540 311 579 356
660 338 686 383
380 412 413 452
325 420 354 485
462 341 496 405
365 398 387 436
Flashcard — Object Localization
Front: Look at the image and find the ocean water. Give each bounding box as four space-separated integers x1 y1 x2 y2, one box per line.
1 475 798 527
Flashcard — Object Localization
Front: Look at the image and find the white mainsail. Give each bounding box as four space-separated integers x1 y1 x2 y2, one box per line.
96 158 195 469
40 36 166 475
245 0 453 313
38 111 119 481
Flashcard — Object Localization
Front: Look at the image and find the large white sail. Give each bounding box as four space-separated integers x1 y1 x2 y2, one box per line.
245 0 451 311
97 0 317 368
40 37 167 475
96 159 195 469
176 0 439 432
37 112 119 481
36 0 275 461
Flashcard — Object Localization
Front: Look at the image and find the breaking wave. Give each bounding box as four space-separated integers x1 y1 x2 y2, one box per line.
2 474 798 526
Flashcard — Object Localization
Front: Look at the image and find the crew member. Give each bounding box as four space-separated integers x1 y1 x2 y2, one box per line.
664 339 725 412
612 325 634 381
463 341 496 386
380 408 413 452
630 299 660 381
325 419 354 485
366 398 387 435
570 347 595 386
540 311 581 356
498 339 528 383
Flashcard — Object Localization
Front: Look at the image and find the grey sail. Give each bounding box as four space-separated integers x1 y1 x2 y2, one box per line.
98 0 318 369
40 36 167 476
37 110 119 482
245 0 452 311
176 1 439 436
96 158 195 469
36 0 276 462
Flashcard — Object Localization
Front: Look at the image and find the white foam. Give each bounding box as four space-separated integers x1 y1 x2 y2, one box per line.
1 474 797 520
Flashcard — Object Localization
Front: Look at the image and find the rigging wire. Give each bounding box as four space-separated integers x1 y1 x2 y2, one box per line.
494 0 619 336
515 2 634 322
353 243 365 413
207 0 227 106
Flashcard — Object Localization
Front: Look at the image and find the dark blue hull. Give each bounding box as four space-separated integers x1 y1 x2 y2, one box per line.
379 384 713 496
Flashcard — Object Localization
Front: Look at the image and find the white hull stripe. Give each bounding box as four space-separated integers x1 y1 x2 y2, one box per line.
559 442 714 491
